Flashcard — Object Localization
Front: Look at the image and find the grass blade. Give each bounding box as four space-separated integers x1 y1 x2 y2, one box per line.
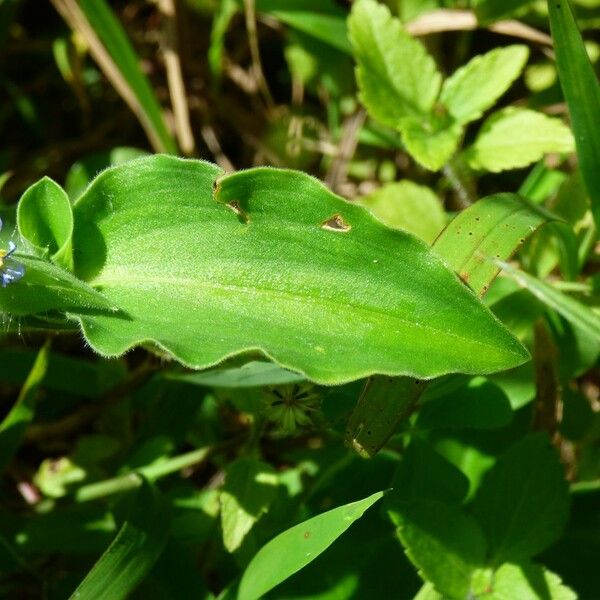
548 0 600 226
52 0 177 153
69 480 170 600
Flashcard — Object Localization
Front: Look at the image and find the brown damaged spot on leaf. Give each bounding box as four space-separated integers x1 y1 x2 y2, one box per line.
321 213 351 233
459 272 470 283
226 200 249 224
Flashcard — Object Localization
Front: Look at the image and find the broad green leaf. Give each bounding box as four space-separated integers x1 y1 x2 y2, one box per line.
168 360 305 388
433 193 551 296
0 254 117 316
417 377 513 430
237 490 384 600
390 500 486 599
473 563 577 600
345 376 427 458
64 155 527 385
257 0 351 55
500 261 600 342
440 45 529 125
466 108 575 172
0 342 49 472
17 177 73 270
349 0 442 129
69 480 170 600
356 181 446 243
73 0 176 153
388 439 470 505
548 0 600 226
220 458 278 552
473 433 570 564
402 117 463 171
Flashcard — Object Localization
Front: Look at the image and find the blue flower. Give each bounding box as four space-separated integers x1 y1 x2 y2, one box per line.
0 218 25 287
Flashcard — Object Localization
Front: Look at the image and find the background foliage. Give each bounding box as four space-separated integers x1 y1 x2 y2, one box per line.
0 0 599 598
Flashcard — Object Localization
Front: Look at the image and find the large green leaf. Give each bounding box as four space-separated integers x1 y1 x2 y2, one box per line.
237 490 385 600
472 433 570 564
466 108 575 172
69 480 170 600
348 0 441 129
433 193 551 296
61 155 526 385
440 45 529 125
548 0 600 226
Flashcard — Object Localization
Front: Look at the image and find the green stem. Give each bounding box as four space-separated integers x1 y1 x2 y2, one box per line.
75 445 212 502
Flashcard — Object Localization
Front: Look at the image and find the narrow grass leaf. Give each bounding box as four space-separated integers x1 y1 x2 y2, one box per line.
257 0 351 54
433 193 551 296
0 341 50 472
500 261 600 342
548 0 600 226
75 0 176 153
69 480 170 600
237 491 384 600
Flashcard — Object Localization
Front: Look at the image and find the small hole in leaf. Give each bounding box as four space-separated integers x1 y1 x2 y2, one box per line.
321 213 351 232
226 200 249 224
